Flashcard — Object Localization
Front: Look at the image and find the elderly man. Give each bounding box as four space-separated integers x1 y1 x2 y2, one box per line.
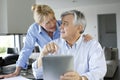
32 10 107 80
0 4 92 79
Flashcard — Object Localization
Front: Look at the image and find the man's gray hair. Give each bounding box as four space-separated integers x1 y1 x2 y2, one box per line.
61 10 86 33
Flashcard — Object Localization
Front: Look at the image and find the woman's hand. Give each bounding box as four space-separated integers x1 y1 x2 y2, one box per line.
0 73 17 79
83 34 93 42
0 67 21 79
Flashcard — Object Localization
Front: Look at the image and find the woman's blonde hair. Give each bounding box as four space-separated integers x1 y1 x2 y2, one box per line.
31 4 55 23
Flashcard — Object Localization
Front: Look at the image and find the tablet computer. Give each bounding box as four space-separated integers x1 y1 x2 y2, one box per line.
42 55 74 80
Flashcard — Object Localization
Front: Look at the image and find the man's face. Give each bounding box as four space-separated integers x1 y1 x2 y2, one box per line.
60 14 80 41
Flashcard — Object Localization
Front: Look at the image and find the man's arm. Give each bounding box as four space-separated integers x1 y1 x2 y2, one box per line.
32 42 58 79
32 47 49 79
81 40 107 80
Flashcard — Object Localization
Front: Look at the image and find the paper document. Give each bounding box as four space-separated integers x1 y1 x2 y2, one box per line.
1 76 29 80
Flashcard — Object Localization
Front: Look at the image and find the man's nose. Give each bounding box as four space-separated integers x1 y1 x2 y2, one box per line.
60 24 64 29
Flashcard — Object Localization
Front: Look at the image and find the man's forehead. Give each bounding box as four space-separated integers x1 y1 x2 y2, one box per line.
62 15 74 22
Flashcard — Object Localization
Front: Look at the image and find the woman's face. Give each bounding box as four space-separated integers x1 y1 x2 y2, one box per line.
34 11 57 33
40 14 57 32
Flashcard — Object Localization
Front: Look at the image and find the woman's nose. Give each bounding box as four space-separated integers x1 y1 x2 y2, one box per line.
49 21 55 27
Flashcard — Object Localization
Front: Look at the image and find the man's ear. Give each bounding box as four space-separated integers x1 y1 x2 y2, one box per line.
80 25 83 30
78 25 83 33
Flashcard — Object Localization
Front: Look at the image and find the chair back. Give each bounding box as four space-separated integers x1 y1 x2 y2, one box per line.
32 46 40 53
7 47 18 54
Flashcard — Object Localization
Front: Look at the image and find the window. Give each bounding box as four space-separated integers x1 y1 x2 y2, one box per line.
0 34 21 57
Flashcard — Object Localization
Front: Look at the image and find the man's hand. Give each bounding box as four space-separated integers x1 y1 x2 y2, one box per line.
60 71 88 80
37 42 58 68
83 34 93 42
41 42 58 56
60 71 82 80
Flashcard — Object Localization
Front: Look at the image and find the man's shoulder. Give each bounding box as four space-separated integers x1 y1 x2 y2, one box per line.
82 38 99 46
85 39 102 49
52 38 64 43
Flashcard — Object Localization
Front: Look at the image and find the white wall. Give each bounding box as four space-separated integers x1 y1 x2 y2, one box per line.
0 0 8 33
54 3 120 59
7 0 35 34
0 0 35 34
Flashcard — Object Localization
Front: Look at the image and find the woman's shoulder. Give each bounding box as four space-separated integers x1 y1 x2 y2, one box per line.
56 20 62 26
29 23 39 28
28 23 39 31
26 23 40 35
